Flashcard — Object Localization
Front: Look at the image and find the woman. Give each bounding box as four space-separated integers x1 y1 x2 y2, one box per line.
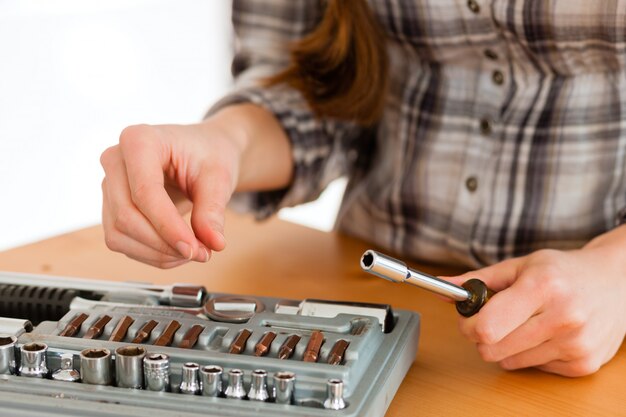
100 0 626 377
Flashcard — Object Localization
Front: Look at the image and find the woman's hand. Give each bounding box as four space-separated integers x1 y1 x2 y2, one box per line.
445 226 626 377
100 104 292 268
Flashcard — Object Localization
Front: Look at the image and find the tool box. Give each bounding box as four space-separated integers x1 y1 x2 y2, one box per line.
0 271 420 417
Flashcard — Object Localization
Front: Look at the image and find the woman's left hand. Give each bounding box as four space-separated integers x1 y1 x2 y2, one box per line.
444 226 626 377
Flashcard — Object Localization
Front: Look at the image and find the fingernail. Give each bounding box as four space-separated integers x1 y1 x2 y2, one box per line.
200 247 210 263
214 231 226 249
175 241 193 260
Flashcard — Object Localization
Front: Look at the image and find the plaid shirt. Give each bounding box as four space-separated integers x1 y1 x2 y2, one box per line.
212 0 626 268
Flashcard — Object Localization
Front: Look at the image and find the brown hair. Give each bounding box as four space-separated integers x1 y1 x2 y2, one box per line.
265 0 388 126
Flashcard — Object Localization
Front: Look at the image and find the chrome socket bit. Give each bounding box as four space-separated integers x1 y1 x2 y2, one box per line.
0 334 17 375
51 353 80 382
80 348 112 385
179 362 201 395
143 353 170 392
224 369 246 399
273 371 296 405
323 379 347 410
248 369 269 402
19 342 48 378
115 346 146 389
200 365 223 397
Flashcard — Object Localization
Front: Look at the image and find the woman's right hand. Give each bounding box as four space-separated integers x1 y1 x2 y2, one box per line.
100 104 292 269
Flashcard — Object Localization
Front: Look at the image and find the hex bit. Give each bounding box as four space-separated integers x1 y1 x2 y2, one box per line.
59 313 89 337
327 339 350 365
153 320 182 347
278 335 301 360
254 331 276 357
83 315 112 339
132 320 159 344
228 329 252 354
303 331 325 363
109 316 135 342
178 324 204 349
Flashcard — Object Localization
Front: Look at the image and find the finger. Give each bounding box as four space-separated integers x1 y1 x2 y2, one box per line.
537 359 601 378
102 154 185 259
103 205 191 266
497 339 564 371
120 127 200 259
458 273 543 345
189 166 231 251
476 312 553 362
442 256 524 291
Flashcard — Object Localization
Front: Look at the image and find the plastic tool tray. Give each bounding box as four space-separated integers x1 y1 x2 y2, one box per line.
0 291 420 417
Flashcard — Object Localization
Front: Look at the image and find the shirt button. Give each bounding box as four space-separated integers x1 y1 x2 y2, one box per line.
467 0 480 13
492 70 505 85
465 176 478 192
480 119 492 135
484 49 498 60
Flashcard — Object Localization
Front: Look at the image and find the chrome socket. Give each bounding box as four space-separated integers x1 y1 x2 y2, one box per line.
273 371 296 405
115 346 145 389
80 348 112 385
179 362 201 395
0 334 17 375
143 353 170 392
51 353 80 382
200 365 223 397
19 342 48 378
247 369 269 402
224 369 246 399
323 378 346 410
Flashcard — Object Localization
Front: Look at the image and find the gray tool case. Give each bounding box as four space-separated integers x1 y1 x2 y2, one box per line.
0 271 420 417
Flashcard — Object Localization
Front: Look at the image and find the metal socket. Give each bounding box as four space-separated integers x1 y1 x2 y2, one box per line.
323 379 346 410
248 369 269 402
0 334 17 375
115 346 145 389
19 342 48 378
80 348 112 385
273 371 296 404
200 365 223 397
224 369 246 399
143 353 170 392
51 353 80 382
179 362 201 395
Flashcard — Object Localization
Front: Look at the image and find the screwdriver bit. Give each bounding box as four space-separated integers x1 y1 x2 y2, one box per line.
303 331 325 363
59 313 89 337
229 329 252 354
179 324 205 349
254 331 276 357
109 316 135 342
278 335 301 360
361 249 494 317
153 320 182 346
83 315 112 339
132 320 159 344
327 339 350 365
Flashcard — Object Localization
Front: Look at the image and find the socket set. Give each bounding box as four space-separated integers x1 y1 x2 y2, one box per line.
0 271 420 417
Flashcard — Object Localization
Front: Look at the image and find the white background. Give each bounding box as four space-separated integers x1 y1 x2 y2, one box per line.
0 0 343 251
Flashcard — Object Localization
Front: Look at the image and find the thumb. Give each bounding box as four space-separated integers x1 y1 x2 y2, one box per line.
189 168 232 252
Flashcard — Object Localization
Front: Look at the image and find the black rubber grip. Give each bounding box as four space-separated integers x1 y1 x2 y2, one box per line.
0 284 83 324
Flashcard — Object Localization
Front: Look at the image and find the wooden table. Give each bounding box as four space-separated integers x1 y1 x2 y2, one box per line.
0 212 624 416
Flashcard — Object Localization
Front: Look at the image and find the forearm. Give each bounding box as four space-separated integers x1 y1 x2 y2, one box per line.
198 103 293 193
